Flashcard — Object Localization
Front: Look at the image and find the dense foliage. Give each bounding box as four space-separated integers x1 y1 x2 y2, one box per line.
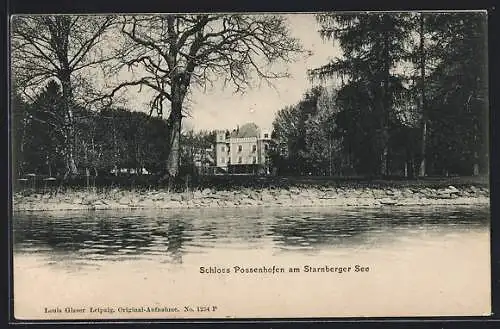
273 12 488 177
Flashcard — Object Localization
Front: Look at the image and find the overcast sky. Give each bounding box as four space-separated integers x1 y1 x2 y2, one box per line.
126 14 341 132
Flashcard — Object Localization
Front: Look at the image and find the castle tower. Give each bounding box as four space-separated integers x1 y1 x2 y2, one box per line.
216 130 226 143
215 130 229 168
260 128 271 140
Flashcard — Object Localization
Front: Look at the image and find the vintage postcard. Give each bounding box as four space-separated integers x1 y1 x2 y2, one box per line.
10 11 491 320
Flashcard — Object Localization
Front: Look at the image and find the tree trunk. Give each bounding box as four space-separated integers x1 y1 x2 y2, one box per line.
473 152 480 176
59 69 78 176
47 155 52 177
418 13 427 177
112 113 119 176
381 145 389 176
473 118 480 176
419 121 427 177
166 99 183 178
470 87 480 176
380 17 391 177
328 137 333 176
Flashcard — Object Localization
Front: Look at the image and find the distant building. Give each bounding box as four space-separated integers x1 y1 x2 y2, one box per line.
214 123 273 175
110 167 151 175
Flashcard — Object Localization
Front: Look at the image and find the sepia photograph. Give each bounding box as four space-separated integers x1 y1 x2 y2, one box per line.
10 11 490 320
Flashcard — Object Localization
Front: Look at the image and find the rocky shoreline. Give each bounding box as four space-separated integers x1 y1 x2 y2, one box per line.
12 184 490 212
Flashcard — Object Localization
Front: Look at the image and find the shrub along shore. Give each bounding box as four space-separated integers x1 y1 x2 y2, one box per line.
12 178 490 212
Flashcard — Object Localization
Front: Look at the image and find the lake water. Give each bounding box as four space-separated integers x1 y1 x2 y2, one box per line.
12 205 491 319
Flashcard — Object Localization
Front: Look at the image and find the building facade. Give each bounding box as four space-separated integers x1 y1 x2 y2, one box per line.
215 125 273 175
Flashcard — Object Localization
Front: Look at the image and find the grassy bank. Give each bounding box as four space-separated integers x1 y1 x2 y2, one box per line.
14 174 490 191
12 176 490 212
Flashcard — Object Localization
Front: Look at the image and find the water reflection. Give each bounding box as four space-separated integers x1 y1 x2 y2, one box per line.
13 205 489 268
269 206 489 249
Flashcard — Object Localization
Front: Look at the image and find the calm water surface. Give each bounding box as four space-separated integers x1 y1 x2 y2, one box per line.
12 205 491 318
13 205 489 264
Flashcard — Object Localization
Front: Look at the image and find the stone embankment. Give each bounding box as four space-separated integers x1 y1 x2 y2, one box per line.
12 185 490 212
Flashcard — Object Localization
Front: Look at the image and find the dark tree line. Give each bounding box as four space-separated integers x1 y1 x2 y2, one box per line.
12 79 221 184
273 12 488 177
12 80 170 181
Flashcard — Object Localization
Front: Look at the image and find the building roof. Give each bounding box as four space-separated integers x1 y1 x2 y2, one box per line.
230 122 260 138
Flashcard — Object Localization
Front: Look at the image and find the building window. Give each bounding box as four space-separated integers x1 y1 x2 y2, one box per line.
221 146 225 152
238 145 242 152
238 156 242 164
221 157 225 164
264 144 268 151
253 156 257 164
264 133 269 138
252 144 256 152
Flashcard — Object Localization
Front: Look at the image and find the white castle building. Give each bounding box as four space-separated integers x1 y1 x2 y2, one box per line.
214 123 273 174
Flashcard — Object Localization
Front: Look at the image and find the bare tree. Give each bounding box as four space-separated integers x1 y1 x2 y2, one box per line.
11 15 115 177
106 14 304 178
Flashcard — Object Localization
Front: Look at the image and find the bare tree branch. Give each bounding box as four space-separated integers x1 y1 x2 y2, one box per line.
11 15 116 176
98 14 304 176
